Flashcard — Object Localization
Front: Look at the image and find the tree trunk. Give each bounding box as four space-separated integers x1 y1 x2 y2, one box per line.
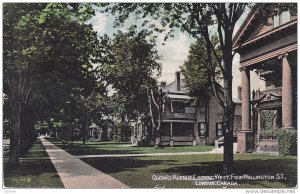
147 88 156 140
10 102 21 167
8 70 24 167
20 111 29 156
71 128 74 144
154 131 161 148
82 121 87 145
154 116 162 148
223 104 235 174
28 121 36 147
222 43 235 174
150 88 162 148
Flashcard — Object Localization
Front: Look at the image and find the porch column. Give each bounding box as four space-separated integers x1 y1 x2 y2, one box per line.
257 110 261 143
280 53 293 128
237 66 254 153
241 67 251 131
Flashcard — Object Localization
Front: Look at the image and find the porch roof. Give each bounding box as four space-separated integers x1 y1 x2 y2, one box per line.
166 94 195 100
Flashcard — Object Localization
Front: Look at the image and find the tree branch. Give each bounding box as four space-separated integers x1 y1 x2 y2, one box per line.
150 88 161 132
147 88 156 129
151 89 160 113
205 36 225 108
191 5 225 74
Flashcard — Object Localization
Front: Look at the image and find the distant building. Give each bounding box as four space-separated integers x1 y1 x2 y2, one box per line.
233 6 297 152
133 72 242 146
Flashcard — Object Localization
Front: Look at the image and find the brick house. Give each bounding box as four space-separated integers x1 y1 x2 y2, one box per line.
133 72 242 146
232 6 297 152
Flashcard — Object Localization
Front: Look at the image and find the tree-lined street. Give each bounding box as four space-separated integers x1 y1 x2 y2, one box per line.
2 2 297 190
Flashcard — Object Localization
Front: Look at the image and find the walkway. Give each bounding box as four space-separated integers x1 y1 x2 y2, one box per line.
41 139 128 189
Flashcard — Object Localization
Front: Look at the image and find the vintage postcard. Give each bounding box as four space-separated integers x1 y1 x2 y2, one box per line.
2 1 298 193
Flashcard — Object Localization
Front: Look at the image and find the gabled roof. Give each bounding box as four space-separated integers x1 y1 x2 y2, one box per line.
162 78 188 94
232 7 258 49
232 8 257 48
233 5 297 51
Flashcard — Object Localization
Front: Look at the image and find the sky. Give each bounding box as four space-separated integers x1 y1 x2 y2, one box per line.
89 5 265 99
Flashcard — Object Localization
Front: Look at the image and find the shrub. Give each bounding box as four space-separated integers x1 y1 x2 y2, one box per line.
137 136 151 146
278 128 297 156
260 128 280 139
109 122 132 142
107 127 114 141
260 110 275 130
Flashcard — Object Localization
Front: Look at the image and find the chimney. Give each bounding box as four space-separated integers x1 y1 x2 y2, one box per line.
238 86 242 100
176 71 181 91
160 81 166 88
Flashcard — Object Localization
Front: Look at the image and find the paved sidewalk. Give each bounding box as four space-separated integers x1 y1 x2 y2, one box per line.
41 139 128 189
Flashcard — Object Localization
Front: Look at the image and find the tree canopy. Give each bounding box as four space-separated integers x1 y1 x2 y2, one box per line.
97 30 161 120
181 36 221 102
3 3 104 166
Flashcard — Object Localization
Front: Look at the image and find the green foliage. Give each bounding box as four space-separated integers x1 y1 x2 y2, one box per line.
259 128 280 139
81 154 297 188
3 141 64 188
278 128 297 156
97 30 161 119
3 3 105 158
180 36 221 101
3 119 11 138
256 3 297 19
137 137 151 147
110 122 133 142
260 110 275 131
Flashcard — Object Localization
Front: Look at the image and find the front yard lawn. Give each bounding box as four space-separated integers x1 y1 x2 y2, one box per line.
50 140 214 155
3 139 64 188
81 154 297 188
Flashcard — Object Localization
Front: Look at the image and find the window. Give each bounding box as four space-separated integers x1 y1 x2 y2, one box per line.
281 11 291 24
273 15 280 28
273 11 291 28
198 122 207 137
216 122 223 137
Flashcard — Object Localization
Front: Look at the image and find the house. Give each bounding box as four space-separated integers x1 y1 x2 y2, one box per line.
133 72 242 146
232 5 297 152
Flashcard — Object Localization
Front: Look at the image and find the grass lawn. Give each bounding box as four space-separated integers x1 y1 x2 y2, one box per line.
3 139 64 188
50 140 214 155
81 154 297 188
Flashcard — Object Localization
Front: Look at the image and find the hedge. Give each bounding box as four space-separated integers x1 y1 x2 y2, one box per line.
277 128 297 156
260 128 280 139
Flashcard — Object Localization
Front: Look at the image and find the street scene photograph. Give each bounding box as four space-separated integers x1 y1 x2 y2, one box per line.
1 1 298 192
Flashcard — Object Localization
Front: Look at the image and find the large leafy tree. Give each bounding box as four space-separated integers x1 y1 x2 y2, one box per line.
3 3 44 167
3 3 100 166
66 83 109 145
97 30 161 121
